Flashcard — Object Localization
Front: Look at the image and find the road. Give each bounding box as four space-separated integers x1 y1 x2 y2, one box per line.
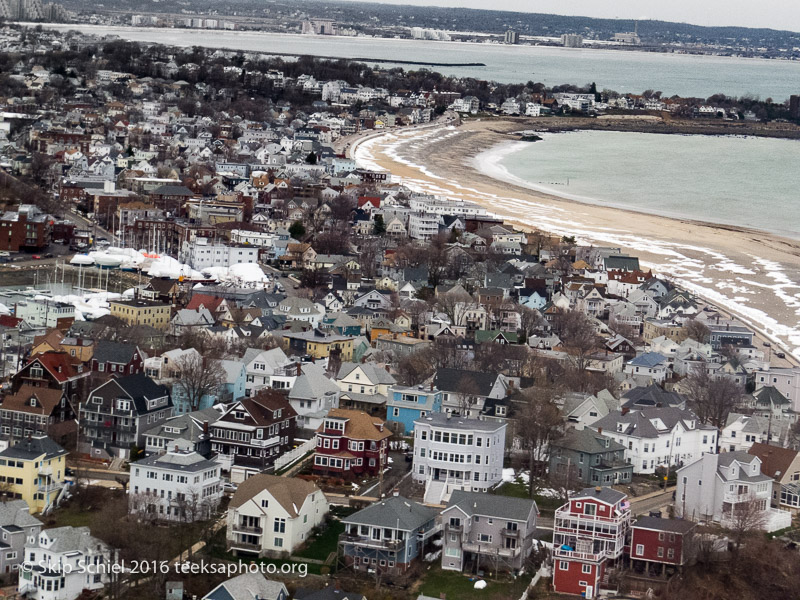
65 210 118 245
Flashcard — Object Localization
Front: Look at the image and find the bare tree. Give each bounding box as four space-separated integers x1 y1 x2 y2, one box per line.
686 319 712 343
517 386 564 498
435 290 473 327
172 351 227 412
684 366 743 430
553 309 600 388
726 492 768 558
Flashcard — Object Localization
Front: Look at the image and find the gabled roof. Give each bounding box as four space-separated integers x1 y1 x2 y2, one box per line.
755 386 790 407
591 407 709 439
0 435 67 461
445 490 536 522
0 499 41 529
229 474 323 517
552 428 626 455
25 351 85 383
202 572 287 600
632 516 696 534
622 384 684 410
570 486 627 505
186 293 225 312
288 364 339 401
748 442 799 481
93 340 139 365
337 362 396 386
628 352 668 368
317 408 391 441
343 495 438 531
1 385 64 415
433 368 498 397
111 373 171 414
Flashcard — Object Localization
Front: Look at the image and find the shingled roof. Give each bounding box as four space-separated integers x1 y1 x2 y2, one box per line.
229 474 322 518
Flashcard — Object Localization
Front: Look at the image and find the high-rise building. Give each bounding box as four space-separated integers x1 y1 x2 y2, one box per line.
0 0 45 21
504 29 519 44
790 95 800 120
561 33 584 48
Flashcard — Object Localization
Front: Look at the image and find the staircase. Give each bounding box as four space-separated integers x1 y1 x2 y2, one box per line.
424 479 447 505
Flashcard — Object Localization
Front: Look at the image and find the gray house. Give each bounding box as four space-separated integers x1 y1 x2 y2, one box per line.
549 429 633 488
340 495 440 576
0 500 41 577
440 490 537 573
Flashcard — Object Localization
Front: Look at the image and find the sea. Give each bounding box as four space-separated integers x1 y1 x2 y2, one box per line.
479 131 800 240
38 24 800 101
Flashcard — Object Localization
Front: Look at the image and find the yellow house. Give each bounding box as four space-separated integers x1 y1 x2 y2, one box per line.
0 436 68 513
31 329 94 362
281 330 354 361
109 299 171 331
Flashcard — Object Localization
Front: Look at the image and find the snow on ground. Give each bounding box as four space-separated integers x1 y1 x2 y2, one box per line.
502 468 530 484
146 255 204 279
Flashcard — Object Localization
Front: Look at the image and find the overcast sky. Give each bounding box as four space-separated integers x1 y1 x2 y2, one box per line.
341 1 800 32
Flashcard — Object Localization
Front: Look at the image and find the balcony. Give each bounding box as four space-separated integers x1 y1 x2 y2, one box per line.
227 540 262 552
501 528 520 538
462 542 521 558
38 466 53 477
250 436 281 448
232 524 263 535
445 523 463 534
340 534 403 551
553 547 612 562
38 482 64 494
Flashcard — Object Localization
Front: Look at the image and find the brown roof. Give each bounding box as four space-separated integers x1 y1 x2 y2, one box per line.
229 474 322 517
33 329 64 349
748 442 800 482
317 408 391 442
241 390 298 425
2 385 64 415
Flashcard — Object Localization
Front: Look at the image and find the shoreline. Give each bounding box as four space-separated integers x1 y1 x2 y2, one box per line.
348 119 800 363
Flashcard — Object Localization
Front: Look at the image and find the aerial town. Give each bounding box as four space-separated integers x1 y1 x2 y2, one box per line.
0 17 798 600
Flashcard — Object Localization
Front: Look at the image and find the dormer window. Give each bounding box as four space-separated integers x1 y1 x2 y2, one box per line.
235 411 245 420
29 397 36 407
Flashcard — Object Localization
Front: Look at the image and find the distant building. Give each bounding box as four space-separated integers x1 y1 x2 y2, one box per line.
0 435 67 514
561 34 583 48
109 299 171 331
789 95 800 120
0 205 52 251
504 30 519 44
302 19 336 35
614 31 641 45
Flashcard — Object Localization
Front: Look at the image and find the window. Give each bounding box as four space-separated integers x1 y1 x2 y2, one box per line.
635 544 644 556
583 503 596 516
274 518 286 533
274 537 283 547
657 547 664 558
667 548 675 559
559 561 569 571
582 564 592 574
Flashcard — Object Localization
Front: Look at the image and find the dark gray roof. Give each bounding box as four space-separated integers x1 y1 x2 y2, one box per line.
591 407 712 439
433 368 498 397
93 340 139 365
343 495 438 531
0 435 67 461
552 429 626 455
571 487 627 505
294 587 365 600
113 373 171 414
622 385 685 410
152 184 194 196
755 386 790 407
633 516 696 534
446 490 536 522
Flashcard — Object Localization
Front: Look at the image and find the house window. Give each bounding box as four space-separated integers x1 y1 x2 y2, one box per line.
583 504 596 516
635 544 644 556
667 548 675 559
582 564 592 574
657 547 664 558
559 561 569 571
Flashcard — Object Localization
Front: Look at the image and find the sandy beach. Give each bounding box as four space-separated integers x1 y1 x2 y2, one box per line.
349 118 800 360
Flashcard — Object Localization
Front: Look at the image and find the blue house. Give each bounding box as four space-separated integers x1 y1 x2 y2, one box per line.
340 495 439 576
171 382 217 415
386 385 443 434
219 359 247 403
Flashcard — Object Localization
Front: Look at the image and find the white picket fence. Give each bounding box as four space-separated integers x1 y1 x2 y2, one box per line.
274 438 316 471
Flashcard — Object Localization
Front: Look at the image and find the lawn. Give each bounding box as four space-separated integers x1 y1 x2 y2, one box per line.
44 503 94 529
295 520 345 560
205 529 327 575
419 566 530 600
492 480 563 511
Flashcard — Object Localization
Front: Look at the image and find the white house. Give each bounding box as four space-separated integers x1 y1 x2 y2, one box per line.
675 452 791 532
226 474 328 556
18 526 114 600
274 297 325 327
624 352 670 384
180 238 259 270
129 449 223 522
719 413 788 453
413 413 506 504
288 363 341 430
590 407 717 475
242 347 293 396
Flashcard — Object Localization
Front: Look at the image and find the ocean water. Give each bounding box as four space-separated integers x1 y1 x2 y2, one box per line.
39 24 800 100
484 131 800 239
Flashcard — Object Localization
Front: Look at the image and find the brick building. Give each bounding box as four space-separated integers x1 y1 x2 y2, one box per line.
0 205 52 251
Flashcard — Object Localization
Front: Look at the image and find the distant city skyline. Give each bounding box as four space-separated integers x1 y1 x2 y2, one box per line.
338 1 800 33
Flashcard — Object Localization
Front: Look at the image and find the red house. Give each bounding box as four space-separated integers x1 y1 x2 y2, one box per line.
630 516 697 577
313 408 391 479
357 196 381 210
552 487 632 597
90 341 145 378
12 351 91 403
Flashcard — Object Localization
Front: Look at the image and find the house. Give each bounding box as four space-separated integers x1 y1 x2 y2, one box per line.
559 390 618 430
18 526 114 600
129 448 222 522
242 347 292 396
552 487 631 597
0 436 67 514
13 351 90 405
288 363 341 430
432 368 508 418
281 330 355 362
629 517 697 577
590 407 717 475
747 442 800 515
675 452 791 532
226 474 329 556
109 298 172 330
201 573 288 600
549 429 633 488
90 340 144 377
0 385 76 447
412 413 506 504
386 385 443 434
0 500 42 575
142 407 221 456
621 385 685 412
440 490 537 573
719 413 786 453
294 586 365 600
275 297 325 327
313 409 391 479
210 390 297 480
80 373 173 459
339 495 439 575
624 352 670 384
336 362 396 416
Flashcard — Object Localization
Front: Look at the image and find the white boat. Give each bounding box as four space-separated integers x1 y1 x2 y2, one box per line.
93 254 123 268
70 254 95 266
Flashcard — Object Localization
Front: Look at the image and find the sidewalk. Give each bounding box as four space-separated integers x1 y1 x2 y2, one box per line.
630 485 675 504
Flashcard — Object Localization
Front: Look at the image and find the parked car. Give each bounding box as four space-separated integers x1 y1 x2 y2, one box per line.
44 253 54 258
776 352 786 359
31 255 42 260
763 342 771 347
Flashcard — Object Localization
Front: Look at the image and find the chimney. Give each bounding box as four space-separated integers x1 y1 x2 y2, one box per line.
598 427 603 435
595 486 602 494
296 362 302 376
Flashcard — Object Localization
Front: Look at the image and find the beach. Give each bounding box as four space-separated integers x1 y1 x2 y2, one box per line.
349 118 800 360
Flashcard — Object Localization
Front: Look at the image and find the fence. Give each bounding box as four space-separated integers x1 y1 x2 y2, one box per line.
275 438 316 471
